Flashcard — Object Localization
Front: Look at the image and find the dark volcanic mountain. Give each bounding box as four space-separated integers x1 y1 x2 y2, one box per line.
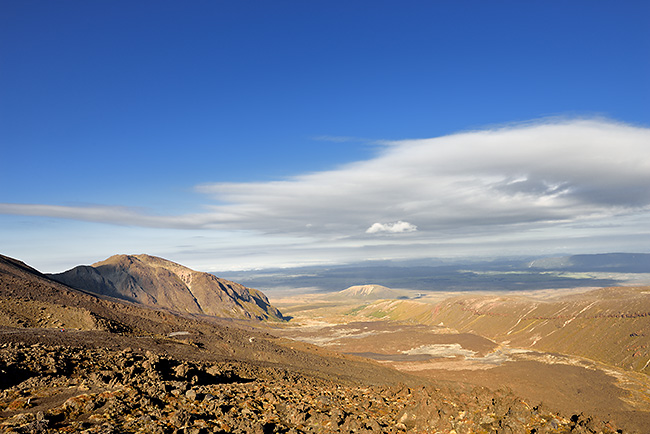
49 254 284 321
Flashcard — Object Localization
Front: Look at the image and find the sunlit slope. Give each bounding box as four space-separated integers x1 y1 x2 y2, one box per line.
0 254 415 385
50 254 285 321
346 299 436 323
351 287 650 373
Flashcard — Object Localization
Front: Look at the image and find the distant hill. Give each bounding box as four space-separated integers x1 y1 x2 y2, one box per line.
328 284 406 300
527 253 650 273
49 254 285 321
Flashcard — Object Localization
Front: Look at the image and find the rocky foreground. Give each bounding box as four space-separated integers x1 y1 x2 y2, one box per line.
0 342 622 434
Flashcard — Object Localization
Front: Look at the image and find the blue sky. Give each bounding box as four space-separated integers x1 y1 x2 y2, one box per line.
1 1 649 273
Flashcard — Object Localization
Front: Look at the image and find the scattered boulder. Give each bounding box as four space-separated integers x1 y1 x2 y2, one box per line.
0 343 625 433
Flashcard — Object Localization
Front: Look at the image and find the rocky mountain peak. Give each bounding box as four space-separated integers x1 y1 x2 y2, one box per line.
49 254 285 322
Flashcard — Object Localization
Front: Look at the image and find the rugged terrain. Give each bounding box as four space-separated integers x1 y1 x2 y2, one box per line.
2 339 615 434
0 254 637 432
0 254 401 382
346 287 650 374
274 285 650 433
49 254 284 322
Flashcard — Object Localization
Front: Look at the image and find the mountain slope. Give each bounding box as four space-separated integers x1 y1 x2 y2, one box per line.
49 254 284 321
0 253 410 384
350 286 650 373
0 254 128 332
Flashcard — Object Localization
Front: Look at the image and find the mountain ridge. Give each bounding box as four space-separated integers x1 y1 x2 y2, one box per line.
0 252 408 382
49 254 285 322
527 252 650 273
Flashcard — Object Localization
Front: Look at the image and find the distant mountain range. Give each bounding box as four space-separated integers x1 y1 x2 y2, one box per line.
48 254 284 321
527 253 650 273
217 253 650 293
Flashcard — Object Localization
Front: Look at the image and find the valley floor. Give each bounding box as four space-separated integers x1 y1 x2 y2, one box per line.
269 288 650 433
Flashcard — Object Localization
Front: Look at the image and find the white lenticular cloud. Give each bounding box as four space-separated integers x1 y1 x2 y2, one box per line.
194 118 650 237
2 118 650 255
366 221 418 234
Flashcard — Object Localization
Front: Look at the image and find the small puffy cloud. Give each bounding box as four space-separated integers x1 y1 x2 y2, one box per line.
366 221 418 234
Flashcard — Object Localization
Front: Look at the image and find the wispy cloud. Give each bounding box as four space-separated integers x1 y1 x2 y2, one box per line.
0 204 221 229
2 119 650 260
